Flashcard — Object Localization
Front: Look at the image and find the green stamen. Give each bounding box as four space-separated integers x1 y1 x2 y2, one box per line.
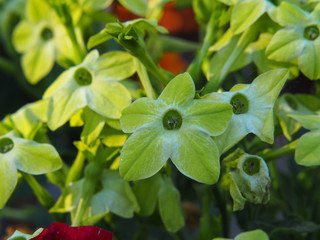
163 109 183 130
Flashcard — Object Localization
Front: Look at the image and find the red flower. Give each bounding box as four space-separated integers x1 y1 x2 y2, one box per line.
31 222 113 240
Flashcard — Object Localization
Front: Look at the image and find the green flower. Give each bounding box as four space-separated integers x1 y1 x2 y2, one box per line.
44 50 134 130
120 73 233 184
0 131 62 208
222 149 270 211
266 2 320 80
204 69 289 153
12 0 82 84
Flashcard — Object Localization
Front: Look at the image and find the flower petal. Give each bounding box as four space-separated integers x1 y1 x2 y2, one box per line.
299 41 320 80
120 98 164 133
12 20 36 53
158 72 195 106
13 138 62 174
89 81 132 119
266 29 306 62
0 157 17 209
22 41 55 84
120 127 171 181
171 128 220 184
276 2 309 27
185 100 233 136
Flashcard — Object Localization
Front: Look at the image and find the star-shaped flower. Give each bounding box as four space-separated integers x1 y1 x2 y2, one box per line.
204 69 289 153
0 131 62 208
44 50 133 130
266 2 320 80
12 0 83 84
120 73 233 184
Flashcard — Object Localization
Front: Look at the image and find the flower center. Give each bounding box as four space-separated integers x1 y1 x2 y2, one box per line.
163 109 182 130
230 93 249 114
0 137 14 154
243 157 260 176
41 27 54 41
74 67 92 86
304 25 319 40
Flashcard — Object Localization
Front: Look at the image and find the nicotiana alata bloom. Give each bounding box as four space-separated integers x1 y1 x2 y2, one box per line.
12 0 83 84
0 131 62 208
43 50 134 130
120 73 233 184
266 2 320 80
204 69 289 153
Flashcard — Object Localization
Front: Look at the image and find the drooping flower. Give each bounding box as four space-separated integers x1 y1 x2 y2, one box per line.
204 69 289 153
8 222 113 240
266 2 320 80
12 0 84 84
120 73 233 184
43 50 134 130
0 131 62 208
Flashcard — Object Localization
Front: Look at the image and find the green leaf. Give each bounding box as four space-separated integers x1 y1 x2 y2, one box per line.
81 109 106 145
270 218 320 235
8 229 43 240
133 174 162 216
266 29 306 62
97 51 136 80
120 126 171 181
159 72 195 106
171 127 220 184
231 0 266 34
158 176 185 232
87 29 112 49
22 41 55 84
295 130 320 166
298 41 320 80
118 0 148 16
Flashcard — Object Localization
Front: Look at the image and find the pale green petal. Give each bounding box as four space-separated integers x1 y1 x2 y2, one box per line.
295 130 320 166
22 41 55 84
26 0 51 21
47 85 87 130
288 114 320 130
231 0 266 34
171 128 220 184
0 158 17 209
80 49 99 67
89 81 132 119
7 229 43 240
266 29 306 62
12 20 36 53
235 229 269 240
249 68 289 102
159 72 195 106
185 100 233 136
97 51 137 80
276 2 309 27
120 98 164 133
299 41 320 80
43 70 73 98
215 114 248 153
13 138 62 174
120 127 171 181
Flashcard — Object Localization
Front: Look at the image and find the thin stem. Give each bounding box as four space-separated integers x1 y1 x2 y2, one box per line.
198 185 214 240
259 140 297 162
21 172 55 209
65 151 86 186
212 185 229 237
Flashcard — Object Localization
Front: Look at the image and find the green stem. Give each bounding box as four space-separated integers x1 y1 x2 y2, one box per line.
198 185 213 240
187 12 217 86
21 172 55 209
259 140 297 161
212 185 229 238
203 24 259 93
65 151 86 186
135 58 157 99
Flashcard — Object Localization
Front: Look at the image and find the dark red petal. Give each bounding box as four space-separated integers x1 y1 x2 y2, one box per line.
31 222 113 240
